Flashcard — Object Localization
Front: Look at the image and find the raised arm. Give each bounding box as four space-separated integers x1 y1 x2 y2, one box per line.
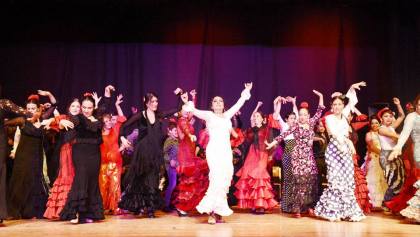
250 101 263 127
38 90 57 105
119 112 142 137
159 89 187 119
310 90 325 124
115 94 124 117
342 81 366 117
96 85 114 117
391 97 405 129
224 82 252 119
0 99 26 116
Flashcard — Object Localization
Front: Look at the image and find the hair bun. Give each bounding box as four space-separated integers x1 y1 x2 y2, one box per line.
28 94 39 101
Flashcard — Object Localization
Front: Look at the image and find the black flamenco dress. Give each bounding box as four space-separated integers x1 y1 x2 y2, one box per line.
118 105 180 216
59 114 105 221
7 119 49 219
0 99 27 220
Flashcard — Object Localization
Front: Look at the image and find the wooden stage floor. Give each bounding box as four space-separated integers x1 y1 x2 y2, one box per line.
0 209 419 237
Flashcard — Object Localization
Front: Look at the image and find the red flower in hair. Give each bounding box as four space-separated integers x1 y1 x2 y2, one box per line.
300 101 309 109
28 94 39 101
83 92 92 97
405 102 414 110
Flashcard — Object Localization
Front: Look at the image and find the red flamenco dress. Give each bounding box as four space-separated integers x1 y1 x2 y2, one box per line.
174 116 209 212
44 115 75 219
353 154 372 213
234 126 278 210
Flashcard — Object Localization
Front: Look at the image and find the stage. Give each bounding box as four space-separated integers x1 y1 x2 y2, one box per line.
0 209 418 237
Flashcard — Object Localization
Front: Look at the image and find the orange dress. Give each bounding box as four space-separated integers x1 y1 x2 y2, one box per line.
99 116 126 212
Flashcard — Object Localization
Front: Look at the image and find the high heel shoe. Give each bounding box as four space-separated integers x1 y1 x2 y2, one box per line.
176 209 188 217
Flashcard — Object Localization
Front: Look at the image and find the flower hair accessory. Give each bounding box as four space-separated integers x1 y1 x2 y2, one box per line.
300 101 309 109
28 94 40 101
83 92 93 97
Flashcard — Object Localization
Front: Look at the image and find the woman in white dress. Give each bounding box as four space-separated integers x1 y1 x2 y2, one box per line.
184 83 252 224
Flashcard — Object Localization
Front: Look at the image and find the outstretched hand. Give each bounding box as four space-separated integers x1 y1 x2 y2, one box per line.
104 85 115 97
393 97 401 105
351 81 367 90
241 82 253 100
115 94 124 106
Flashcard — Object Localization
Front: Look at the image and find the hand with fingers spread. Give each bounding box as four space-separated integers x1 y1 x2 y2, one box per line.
120 136 132 150
115 94 124 106
92 92 102 109
59 119 74 131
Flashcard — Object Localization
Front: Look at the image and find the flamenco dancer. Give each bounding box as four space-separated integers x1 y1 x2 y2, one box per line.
59 86 113 224
99 94 126 215
173 90 209 216
377 98 405 208
314 82 367 222
234 101 278 214
266 90 324 218
183 82 252 224
118 89 186 218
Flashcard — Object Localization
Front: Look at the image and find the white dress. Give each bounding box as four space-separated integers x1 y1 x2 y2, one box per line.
186 91 250 216
196 113 234 216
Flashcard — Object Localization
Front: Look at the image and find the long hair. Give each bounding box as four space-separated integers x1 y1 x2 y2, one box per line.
143 92 158 110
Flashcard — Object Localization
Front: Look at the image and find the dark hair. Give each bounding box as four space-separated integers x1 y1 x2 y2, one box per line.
285 112 296 120
81 94 95 106
143 92 158 109
167 121 177 131
331 95 349 106
210 96 224 111
67 98 80 111
102 113 112 121
369 115 379 123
